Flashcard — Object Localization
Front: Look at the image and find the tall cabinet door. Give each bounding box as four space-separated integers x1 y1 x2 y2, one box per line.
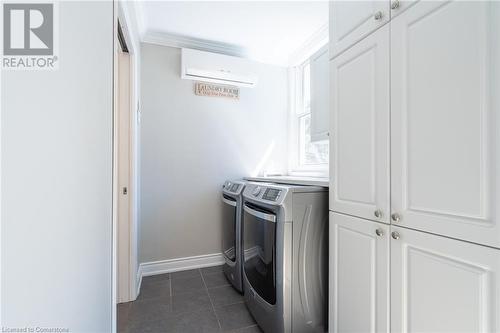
329 212 390 333
329 1 389 58
391 226 500 333
389 0 418 19
330 25 390 223
391 1 500 248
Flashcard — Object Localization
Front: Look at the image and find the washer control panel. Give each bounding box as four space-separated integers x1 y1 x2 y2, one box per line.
223 181 243 195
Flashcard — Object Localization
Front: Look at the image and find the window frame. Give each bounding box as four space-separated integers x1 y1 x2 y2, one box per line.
288 59 329 177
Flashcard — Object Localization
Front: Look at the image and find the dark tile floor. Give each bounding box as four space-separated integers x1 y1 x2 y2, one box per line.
118 265 263 333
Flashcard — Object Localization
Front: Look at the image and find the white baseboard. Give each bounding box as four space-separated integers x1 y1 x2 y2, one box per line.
136 265 143 299
139 253 225 278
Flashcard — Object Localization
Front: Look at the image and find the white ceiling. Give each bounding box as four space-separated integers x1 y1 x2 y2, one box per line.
138 1 329 66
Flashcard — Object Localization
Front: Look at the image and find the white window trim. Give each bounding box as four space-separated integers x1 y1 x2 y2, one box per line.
287 60 329 178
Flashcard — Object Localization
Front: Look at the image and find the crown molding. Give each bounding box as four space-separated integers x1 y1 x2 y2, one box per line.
142 30 248 59
131 0 147 40
288 23 329 66
141 23 328 67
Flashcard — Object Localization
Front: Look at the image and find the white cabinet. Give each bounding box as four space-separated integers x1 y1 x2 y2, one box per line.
330 214 500 333
310 45 329 142
330 25 390 224
391 1 500 248
329 0 389 59
389 0 418 19
329 2 500 333
329 212 390 333
391 226 500 333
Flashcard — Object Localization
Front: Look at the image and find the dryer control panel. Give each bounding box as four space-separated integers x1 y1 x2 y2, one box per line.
252 186 262 197
243 183 288 205
262 188 282 201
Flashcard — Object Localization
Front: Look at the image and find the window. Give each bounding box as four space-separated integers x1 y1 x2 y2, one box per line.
289 60 329 175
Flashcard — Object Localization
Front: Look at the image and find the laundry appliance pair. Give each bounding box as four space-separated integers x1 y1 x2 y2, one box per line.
221 179 328 333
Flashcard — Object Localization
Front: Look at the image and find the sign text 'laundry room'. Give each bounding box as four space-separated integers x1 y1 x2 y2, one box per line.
194 82 240 100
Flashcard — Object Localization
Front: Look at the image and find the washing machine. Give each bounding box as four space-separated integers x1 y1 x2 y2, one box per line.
242 183 328 333
221 180 247 292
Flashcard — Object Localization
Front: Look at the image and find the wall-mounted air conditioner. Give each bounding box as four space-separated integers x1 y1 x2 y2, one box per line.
181 48 258 88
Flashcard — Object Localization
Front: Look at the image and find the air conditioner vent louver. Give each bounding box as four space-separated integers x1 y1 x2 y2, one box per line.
181 48 258 88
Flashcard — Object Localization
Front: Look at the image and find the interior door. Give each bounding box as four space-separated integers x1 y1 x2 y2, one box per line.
117 49 131 303
391 226 500 333
329 0 389 59
391 1 500 248
330 24 390 224
329 212 390 333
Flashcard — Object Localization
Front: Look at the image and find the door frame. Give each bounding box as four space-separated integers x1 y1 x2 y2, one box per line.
113 0 139 318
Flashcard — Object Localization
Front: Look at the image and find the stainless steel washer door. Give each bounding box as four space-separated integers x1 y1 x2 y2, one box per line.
243 202 277 305
222 195 237 262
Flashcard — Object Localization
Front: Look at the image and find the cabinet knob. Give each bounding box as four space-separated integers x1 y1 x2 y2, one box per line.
391 213 401 223
391 0 400 10
374 11 383 21
374 209 383 218
391 231 400 240
375 228 384 237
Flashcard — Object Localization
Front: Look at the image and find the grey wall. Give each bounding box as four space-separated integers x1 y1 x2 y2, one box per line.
140 43 288 262
1 2 113 331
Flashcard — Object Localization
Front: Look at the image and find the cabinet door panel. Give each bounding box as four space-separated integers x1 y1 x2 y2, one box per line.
391 1 500 247
330 25 390 223
389 0 418 19
391 226 500 333
329 0 389 59
329 212 390 333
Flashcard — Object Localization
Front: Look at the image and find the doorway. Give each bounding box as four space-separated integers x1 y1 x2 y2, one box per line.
115 17 138 306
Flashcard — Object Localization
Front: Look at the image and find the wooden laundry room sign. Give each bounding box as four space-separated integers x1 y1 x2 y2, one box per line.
194 82 240 100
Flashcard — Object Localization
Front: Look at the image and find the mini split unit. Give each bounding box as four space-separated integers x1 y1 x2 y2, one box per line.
181 48 258 88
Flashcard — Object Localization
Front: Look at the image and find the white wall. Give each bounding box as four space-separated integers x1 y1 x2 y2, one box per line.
1 2 113 331
140 43 288 262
